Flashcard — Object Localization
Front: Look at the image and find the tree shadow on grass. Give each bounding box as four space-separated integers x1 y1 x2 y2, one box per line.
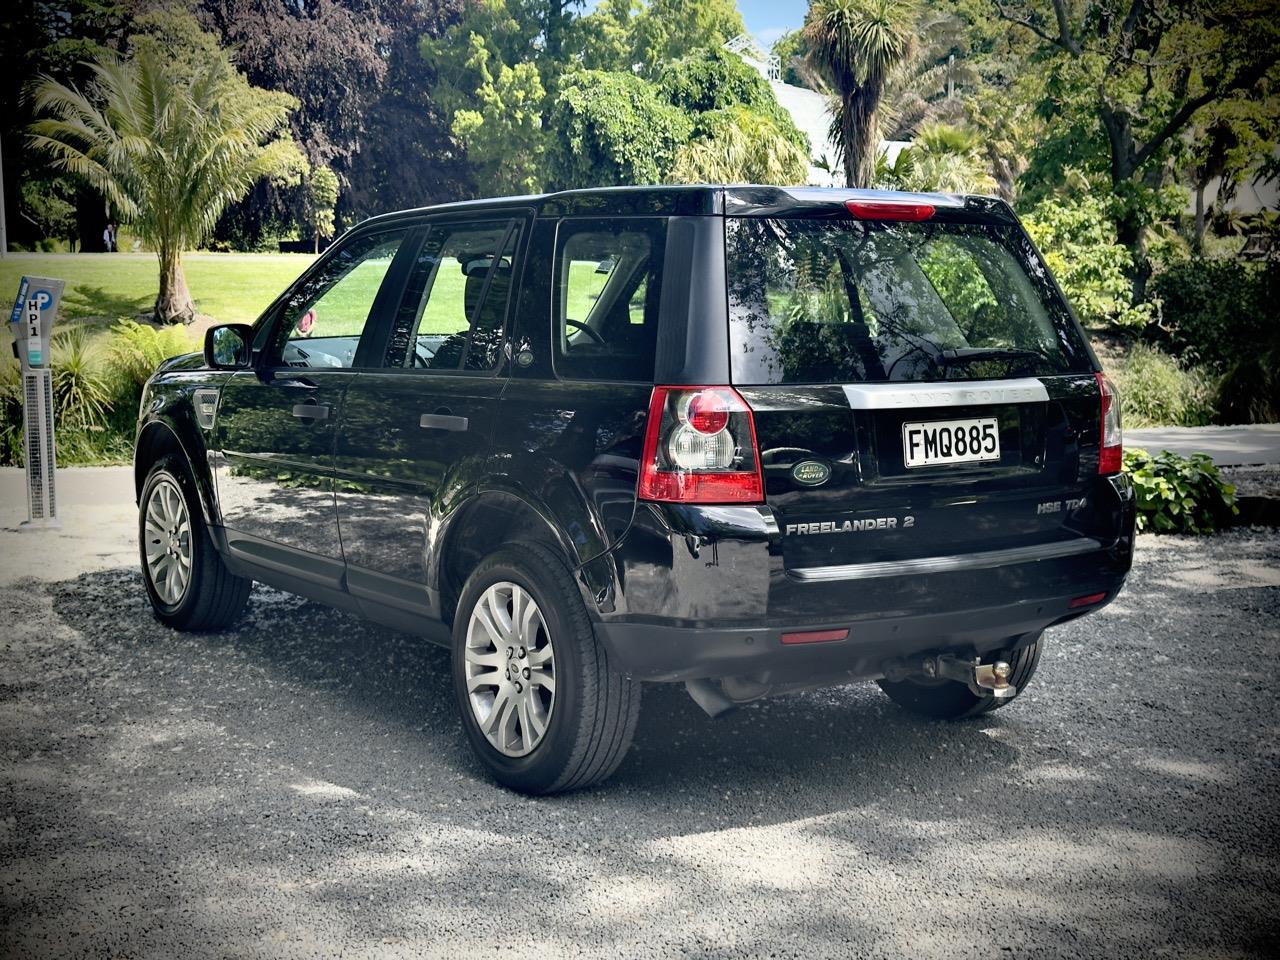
60 284 152 324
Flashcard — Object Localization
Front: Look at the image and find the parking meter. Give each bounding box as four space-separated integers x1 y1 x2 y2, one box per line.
8 276 66 530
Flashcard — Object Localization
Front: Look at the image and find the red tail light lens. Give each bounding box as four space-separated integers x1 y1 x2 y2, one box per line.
1070 592 1108 609
638 386 765 504
844 199 935 221
1096 372 1122 475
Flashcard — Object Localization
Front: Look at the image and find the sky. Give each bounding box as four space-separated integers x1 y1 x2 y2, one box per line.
737 0 809 46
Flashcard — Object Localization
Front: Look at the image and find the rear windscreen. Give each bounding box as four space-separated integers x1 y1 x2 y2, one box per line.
726 217 1093 385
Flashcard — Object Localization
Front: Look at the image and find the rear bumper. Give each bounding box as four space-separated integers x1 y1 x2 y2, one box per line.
595 584 1120 682
590 475 1135 682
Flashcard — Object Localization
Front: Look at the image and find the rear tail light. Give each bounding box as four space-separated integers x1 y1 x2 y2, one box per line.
1095 372 1122 475
637 386 764 504
844 199 935 221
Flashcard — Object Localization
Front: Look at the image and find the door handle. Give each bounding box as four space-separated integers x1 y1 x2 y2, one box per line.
419 412 468 432
292 402 329 420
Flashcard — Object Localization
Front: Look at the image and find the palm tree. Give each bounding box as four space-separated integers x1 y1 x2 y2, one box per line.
29 46 299 324
804 0 918 189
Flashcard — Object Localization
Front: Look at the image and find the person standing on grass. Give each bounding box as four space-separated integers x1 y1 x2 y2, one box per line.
109 223 118 252
102 223 112 252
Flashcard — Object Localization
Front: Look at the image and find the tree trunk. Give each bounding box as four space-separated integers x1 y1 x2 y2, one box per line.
1193 179 1207 255
1115 214 1153 306
842 82 879 189
155 247 196 325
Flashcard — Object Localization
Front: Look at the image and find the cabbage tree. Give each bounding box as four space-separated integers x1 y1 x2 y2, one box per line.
804 0 918 188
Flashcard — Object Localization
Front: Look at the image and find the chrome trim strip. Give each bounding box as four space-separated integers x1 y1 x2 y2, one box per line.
842 378 1049 410
789 537 1104 582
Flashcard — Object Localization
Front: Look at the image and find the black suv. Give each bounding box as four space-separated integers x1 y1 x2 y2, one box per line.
134 186 1135 793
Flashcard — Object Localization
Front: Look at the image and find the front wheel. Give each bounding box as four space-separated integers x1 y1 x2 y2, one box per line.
451 543 641 794
139 456 251 631
877 635 1043 720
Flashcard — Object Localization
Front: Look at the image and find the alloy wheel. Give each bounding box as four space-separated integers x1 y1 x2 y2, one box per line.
463 581 556 757
143 477 192 606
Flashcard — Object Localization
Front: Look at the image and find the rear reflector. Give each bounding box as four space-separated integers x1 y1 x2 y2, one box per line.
845 199 935 222
1069 592 1108 609
780 628 849 645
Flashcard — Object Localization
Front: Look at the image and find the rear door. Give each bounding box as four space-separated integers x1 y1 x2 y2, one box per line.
333 215 525 622
724 211 1106 576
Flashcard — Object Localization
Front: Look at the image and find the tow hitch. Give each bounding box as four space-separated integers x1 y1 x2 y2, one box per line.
922 655 1016 699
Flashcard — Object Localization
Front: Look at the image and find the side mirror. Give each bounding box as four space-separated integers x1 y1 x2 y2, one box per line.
204 324 253 370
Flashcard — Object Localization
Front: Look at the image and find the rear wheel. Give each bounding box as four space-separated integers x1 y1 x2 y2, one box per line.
877 635 1043 720
451 543 641 794
139 456 251 631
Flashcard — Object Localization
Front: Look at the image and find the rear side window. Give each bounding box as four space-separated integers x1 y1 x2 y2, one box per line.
726 217 1092 385
553 217 667 381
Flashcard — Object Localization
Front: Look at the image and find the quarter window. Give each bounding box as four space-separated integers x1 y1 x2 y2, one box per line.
553 218 667 381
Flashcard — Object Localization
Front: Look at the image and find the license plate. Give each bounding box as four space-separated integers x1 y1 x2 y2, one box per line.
902 417 1000 468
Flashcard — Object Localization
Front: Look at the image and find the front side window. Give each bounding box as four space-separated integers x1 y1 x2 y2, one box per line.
726 217 1092 385
387 220 519 372
271 229 408 369
553 218 667 381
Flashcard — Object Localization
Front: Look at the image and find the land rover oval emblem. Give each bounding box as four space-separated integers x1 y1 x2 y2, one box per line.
792 460 830 486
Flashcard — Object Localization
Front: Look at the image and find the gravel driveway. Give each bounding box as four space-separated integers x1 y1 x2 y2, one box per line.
2 528 1278 959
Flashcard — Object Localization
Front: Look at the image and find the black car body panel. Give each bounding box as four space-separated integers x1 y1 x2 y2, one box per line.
135 185 1136 687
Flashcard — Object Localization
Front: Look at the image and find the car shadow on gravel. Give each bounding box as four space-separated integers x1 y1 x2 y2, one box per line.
47 567 1022 832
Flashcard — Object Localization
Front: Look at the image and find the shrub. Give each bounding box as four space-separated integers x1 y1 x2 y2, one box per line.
1112 343 1217 427
51 328 113 429
1123 447 1238 534
1215 332 1280 425
0 357 22 465
107 319 194 390
1148 257 1275 369
1022 195 1154 329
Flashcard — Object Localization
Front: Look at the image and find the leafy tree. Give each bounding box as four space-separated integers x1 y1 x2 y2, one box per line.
342 0 471 218
1022 193 1153 328
671 107 809 185
881 8 976 139
308 166 339 252
773 29 824 90
627 0 745 76
449 41 547 195
657 47 808 153
993 0 1280 301
1 0 135 251
575 0 745 74
543 70 692 189
804 0 919 188
28 23 301 322
200 0 462 238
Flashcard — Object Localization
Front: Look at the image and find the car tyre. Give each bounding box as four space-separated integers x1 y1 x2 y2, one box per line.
451 542 641 794
877 634 1043 720
139 455 251 631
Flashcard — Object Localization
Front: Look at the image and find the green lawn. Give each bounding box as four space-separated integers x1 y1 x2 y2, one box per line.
0 252 316 329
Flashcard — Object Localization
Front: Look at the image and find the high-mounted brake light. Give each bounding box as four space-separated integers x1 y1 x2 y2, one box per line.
1095 371 1123 475
638 386 764 504
844 199 935 222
